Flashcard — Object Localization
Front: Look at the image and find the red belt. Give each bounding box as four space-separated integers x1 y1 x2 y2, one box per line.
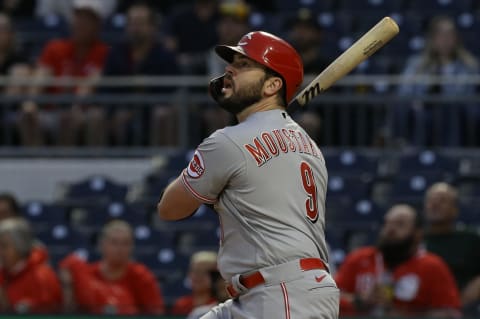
226 258 328 298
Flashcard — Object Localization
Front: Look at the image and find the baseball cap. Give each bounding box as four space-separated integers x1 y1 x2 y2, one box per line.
73 0 104 19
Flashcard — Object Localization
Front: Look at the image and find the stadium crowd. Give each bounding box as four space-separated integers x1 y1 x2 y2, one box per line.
1 0 480 318
0 0 479 147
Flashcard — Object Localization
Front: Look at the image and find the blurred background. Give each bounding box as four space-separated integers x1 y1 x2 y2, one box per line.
1 0 480 317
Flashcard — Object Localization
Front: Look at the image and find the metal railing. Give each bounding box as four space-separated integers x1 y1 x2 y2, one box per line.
0 74 479 154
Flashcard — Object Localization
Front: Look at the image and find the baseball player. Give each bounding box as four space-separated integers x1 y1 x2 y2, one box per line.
158 31 339 319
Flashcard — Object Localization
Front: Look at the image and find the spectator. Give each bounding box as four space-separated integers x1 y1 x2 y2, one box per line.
203 0 250 136
116 0 189 15
0 218 62 314
395 15 478 146
164 0 219 74
0 0 36 18
21 0 109 146
171 251 218 316
187 269 228 319
0 193 21 220
423 182 480 303
0 13 31 144
286 8 330 144
35 0 117 22
59 220 164 315
0 194 50 268
101 1 180 146
335 204 461 317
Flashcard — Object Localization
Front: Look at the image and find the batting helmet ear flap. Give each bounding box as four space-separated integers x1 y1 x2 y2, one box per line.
209 74 226 102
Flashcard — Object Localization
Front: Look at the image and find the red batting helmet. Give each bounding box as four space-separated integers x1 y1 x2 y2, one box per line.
215 31 304 103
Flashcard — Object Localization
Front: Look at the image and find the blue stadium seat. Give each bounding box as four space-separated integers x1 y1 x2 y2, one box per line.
329 198 383 229
274 0 334 12
458 200 480 224
69 202 148 231
63 175 128 202
22 201 68 231
176 228 221 254
166 150 195 170
134 248 190 282
317 12 354 35
457 180 480 199
161 277 191 303
133 225 175 253
166 205 220 231
397 150 459 177
327 175 372 199
324 150 379 175
340 0 404 15
389 174 446 204
36 224 90 260
408 0 473 17
143 169 182 202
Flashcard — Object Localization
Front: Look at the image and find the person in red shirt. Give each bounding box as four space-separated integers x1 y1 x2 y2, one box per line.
171 251 218 315
0 218 62 314
59 219 164 315
19 0 108 146
335 204 461 318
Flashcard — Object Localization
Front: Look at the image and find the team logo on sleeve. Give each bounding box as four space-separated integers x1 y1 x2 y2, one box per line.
187 150 205 178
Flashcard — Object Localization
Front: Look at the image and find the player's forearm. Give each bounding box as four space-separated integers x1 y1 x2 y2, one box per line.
157 176 202 220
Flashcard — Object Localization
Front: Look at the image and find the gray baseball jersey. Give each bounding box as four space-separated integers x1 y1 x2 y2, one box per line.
182 109 329 280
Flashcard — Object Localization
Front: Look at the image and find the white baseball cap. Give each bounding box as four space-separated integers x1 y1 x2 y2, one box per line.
73 0 104 19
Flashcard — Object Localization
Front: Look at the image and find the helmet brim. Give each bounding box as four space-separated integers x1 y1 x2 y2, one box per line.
215 45 247 63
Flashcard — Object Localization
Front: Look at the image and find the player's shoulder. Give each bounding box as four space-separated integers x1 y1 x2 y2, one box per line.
201 127 241 149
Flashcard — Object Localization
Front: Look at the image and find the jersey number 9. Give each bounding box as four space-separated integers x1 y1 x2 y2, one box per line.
300 162 319 223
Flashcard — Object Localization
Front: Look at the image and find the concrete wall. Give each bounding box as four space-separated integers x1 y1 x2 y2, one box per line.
0 158 157 202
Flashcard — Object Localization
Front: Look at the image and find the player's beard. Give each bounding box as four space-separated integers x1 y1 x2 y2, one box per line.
377 234 416 270
217 75 265 115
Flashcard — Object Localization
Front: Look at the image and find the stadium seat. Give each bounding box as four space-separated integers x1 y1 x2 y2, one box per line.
327 175 372 199
143 169 182 203
69 202 148 231
274 0 334 12
166 150 195 170
176 228 221 255
458 200 480 225
329 198 383 230
62 175 128 203
134 248 190 286
133 225 175 254
324 150 379 175
22 201 68 231
387 173 446 207
408 0 473 17
163 205 220 232
161 276 192 305
397 150 459 178
339 0 405 15
36 224 90 266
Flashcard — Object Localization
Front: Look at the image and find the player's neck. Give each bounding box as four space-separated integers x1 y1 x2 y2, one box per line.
236 98 285 122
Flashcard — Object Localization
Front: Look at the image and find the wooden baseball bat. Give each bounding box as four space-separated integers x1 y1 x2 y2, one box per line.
288 16 399 112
